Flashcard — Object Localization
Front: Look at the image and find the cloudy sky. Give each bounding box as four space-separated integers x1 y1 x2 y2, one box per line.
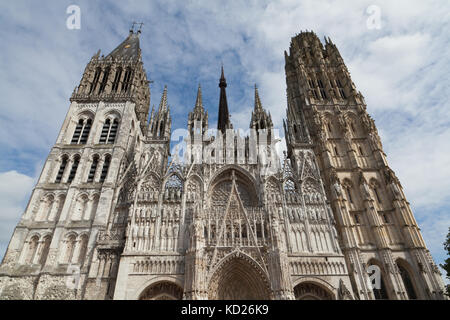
0 0 448 280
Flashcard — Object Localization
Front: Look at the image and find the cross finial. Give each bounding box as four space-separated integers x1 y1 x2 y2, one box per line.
130 21 144 33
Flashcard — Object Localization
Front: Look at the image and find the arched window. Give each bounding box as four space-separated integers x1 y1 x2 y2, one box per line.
108 119 119 143
159 121 165 138
308 79 319 99
397 263 417 299
99 118 119 144
25 236 39 264
38 236 52 265
87 155 99 182
368 260 389 300
350 122 356 134
98 67 111 94
79 119 92 144
122 67 133 92
73 194 88 221
71 118 92 144
373 186 381 203
71 119 83 144
37 195 54 221
86 194 99 220
49 194 65 222
77 235 89 266
345 186 353 204
358 146 364 156
370 179 383 204
334 146 339 156
89 67 101 94
100 119 110 143
373 275 389 300
111 67 122 92
337 79 346 99
318 79 327 99
64 235 77 264
100 155 111 183
67 155 80 183
55 155 68 183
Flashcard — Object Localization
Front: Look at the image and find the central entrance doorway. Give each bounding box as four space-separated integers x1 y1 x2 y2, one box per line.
208 256 271 300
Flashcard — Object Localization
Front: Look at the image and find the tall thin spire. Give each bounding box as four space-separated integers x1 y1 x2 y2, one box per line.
254 84 263 112
194 84 203 111
217 66 231 134
158 85 168 113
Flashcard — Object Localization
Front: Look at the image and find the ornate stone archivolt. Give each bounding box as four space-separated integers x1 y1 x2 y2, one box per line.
293 281 334 300
139 281 183 300
138 173 160 202
207 251 271 300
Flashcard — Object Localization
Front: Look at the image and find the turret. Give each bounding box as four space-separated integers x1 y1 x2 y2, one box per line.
148 86 171 140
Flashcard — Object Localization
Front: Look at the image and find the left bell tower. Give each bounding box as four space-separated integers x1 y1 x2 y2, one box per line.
0 28 151 300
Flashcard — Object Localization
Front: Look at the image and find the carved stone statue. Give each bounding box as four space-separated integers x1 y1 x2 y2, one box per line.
358 171 371 199
330 169 342 198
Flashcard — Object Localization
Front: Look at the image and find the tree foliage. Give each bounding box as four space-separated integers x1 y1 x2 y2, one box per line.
440 227 450 297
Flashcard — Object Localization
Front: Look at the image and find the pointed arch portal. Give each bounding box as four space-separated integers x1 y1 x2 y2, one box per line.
294 282 334 300
139 281 183 300
208 255 271 300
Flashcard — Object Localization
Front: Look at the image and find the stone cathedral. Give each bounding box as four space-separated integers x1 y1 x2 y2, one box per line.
0 29 446 300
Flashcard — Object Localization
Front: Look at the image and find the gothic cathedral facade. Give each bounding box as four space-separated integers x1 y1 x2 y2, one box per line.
0 30 446 300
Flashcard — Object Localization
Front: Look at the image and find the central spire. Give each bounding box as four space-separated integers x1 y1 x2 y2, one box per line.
217 66 232 134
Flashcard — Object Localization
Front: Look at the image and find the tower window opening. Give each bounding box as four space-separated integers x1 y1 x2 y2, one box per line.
354 213 360 224
122 67 133 92
373 271 389 299
88 155 99 182
318 79 327 99
111 67 123 92
334 146 339 156
159 122 165 138
89 67 101 94
327 122 332 133
346 186 353 204
71 119 92 144
308 79 319 99
98 67 111 94
67 156 80 183
55 156 68 183
108 119 119 144
99 118 119 144
100 155 111 183
25 236 39 264
382 213 389 224
397 263 417 300
337 79 346 99
71 119 83 144
358 146 364 156
374 187 381 203
99 119 110 143
80 119 92 144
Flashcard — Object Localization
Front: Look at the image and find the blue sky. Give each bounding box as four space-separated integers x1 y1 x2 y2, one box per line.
0 0 449 281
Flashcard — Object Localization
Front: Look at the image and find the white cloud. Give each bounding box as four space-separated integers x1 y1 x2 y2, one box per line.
0 171 35 258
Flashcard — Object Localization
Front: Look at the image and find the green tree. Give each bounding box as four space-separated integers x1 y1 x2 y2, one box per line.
440 227 450 296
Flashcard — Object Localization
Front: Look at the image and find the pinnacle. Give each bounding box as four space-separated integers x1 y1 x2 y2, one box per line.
158 86 168 113
254 84 263 112
195 84 203 110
